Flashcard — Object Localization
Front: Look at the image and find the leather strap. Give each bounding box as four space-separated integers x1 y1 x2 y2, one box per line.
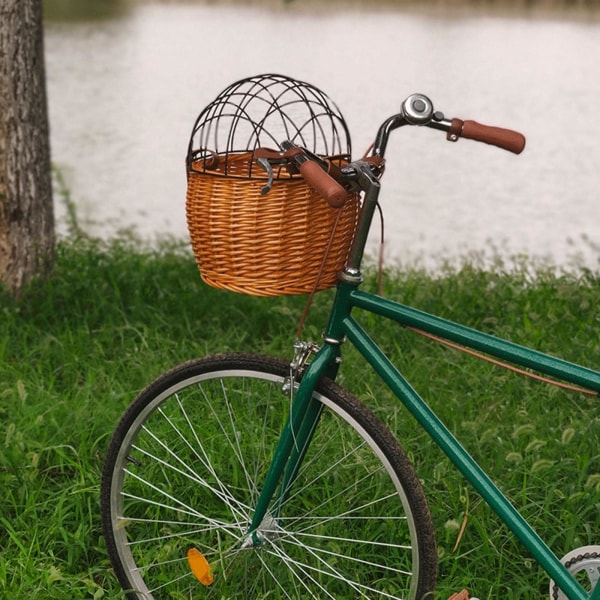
447 118 464 142
253 146 303 161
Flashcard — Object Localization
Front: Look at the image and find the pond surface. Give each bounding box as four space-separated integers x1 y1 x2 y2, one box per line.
44 0 600 269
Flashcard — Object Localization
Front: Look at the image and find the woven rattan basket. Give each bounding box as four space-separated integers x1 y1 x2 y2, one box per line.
185 74 361 297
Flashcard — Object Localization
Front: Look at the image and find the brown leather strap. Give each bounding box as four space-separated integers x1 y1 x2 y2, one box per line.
447 118 464 142
324 158 344 180
253 146 306 175
253 147 303 161
363 154 385 176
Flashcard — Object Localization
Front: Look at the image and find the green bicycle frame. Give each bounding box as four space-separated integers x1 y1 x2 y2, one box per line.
248 125 600 599
250 279 600 600
338 282 600 600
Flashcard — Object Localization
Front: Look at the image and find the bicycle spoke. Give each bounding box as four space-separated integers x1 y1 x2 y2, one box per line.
265 536 371 599
280 531 413 576
130 438 250 524
174 388 259 513
262 540 340 600
201 380 262 502
279 437 369 507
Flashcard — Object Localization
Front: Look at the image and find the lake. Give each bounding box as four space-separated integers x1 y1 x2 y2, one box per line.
43 0 600 270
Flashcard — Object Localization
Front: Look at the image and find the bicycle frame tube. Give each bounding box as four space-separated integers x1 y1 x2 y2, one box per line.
247 344 338 536
324 281 600 600
349 289 600 392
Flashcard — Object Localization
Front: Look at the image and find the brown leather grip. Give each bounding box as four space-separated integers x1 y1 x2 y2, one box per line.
460 120 526 154
299 159 349 208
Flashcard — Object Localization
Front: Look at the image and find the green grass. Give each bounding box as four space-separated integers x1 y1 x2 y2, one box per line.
1 233 599 598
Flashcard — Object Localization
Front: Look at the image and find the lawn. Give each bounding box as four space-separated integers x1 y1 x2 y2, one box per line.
1 233 599 598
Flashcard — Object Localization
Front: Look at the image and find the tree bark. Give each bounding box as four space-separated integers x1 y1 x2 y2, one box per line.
0 0 55 297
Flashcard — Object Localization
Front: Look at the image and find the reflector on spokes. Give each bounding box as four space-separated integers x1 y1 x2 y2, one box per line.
187 547 214 586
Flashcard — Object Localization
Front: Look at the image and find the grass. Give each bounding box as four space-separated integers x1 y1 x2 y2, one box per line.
1 232 599 598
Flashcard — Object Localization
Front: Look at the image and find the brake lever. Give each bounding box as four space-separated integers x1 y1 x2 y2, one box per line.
256 157 275 195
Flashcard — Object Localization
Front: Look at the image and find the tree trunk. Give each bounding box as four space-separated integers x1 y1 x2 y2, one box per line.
0 0 55 297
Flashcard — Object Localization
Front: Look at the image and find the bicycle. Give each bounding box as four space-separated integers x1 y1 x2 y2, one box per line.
101 91 600 600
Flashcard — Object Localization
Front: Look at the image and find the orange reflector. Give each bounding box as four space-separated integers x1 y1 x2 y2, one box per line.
187 547 214 586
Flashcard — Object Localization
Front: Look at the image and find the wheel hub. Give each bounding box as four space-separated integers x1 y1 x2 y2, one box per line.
241 514 282 549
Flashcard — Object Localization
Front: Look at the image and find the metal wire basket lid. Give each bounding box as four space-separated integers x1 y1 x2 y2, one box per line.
186 73 352 177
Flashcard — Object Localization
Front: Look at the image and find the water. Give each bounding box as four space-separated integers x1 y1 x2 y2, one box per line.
44 0 600 269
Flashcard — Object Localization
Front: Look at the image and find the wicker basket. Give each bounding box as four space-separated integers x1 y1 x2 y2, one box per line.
186 152 361 296
185 74 360 296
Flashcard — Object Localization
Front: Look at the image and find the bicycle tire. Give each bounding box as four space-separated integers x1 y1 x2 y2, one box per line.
101 352 437 599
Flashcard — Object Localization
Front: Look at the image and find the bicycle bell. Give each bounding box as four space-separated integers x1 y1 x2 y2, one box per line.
402 93 434 125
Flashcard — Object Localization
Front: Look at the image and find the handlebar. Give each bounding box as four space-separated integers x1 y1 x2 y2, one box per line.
375 92 526 158
258 93 526 207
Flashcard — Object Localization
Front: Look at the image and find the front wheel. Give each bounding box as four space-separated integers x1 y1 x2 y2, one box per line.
101 353 437 599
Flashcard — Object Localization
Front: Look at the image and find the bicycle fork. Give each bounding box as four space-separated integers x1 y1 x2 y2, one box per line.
243 342 339 547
